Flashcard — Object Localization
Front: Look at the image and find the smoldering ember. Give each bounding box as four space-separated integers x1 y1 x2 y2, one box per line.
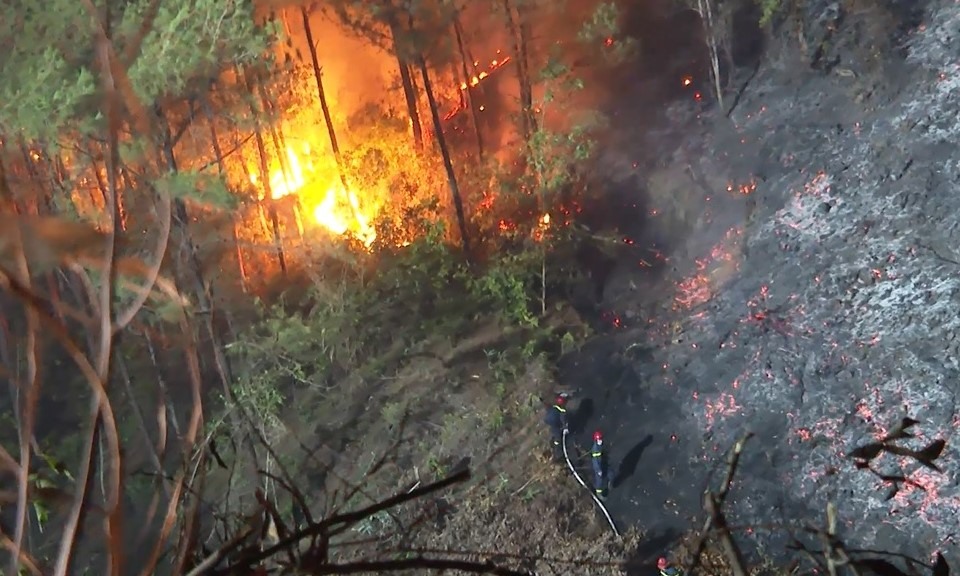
0 0 957 573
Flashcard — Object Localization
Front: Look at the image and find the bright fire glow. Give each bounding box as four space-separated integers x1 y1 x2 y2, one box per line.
445 51 513 121
249 145 377 247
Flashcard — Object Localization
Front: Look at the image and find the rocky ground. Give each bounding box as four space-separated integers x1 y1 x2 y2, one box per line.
570 0 960 565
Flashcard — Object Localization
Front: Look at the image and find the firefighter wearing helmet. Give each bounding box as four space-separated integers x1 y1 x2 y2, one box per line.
591 430 607 498
543 394 569 462
658 557 683 576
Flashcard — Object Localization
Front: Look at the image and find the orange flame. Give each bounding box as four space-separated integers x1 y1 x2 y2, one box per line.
446 51 512 121
249 145 377 247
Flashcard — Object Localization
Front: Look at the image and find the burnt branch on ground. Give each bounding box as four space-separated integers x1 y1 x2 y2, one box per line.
847 416 947 500
677 417 950 576
685 432 753 576
188 466 536 575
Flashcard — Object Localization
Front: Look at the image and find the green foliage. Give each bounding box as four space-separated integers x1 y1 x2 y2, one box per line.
27 451 74 534
0 0 272 138
155 169 238 209
577 2 638 64
757 0 783 26
381 401 407 427
466 252 539 327
230 376 284 434
125 0 273 103
226 300 324 434
0 35 98 138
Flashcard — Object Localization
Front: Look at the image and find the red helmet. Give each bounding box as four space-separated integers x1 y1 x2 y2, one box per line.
555 395 567 406
657 558 669 570
593 430 603 443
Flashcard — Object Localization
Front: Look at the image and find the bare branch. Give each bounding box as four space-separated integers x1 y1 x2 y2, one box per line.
685 432 753 576
113 188 172 332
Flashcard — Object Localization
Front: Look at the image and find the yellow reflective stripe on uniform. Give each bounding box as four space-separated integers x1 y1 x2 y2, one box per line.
555 406 566 412
592 451 601 457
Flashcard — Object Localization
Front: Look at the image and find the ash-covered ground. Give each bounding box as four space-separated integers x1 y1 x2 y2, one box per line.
564 0 960 564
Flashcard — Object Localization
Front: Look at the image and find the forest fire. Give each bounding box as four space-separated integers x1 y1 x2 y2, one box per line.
460 52 512 90
445 51 513 121
249 144 377 247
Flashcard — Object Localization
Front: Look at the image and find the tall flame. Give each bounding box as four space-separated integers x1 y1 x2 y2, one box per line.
250 145 377 247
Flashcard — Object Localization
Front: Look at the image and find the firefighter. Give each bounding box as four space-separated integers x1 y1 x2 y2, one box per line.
657 557 683 576
544 394 569 462
591 430 607 498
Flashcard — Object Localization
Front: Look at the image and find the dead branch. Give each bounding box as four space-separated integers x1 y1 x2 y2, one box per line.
0 529 42 576
0 148 41 576
685 432 752 576
703 492 747 576
113 187 172 332
203 468 471 575
136 307 205 576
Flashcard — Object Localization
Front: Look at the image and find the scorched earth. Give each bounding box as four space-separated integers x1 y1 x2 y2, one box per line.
568 0 960 562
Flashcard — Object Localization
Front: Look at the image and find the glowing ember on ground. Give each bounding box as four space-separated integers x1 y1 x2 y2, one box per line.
673 226 744 310
249 144 377 247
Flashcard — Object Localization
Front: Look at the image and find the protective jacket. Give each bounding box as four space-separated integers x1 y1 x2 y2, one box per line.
544 403 568 431
591 439 606 494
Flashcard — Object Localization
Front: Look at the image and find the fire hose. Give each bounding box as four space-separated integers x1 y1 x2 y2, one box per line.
562 429 621 538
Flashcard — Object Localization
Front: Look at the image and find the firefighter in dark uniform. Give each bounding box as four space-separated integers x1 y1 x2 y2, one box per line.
591 430 607 498
657 557 683 576
544 395 569 462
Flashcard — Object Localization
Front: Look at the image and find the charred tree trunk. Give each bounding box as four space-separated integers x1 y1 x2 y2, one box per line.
502 0 536 140
240 69 287 276
301 5 351 191
452 14 485 160
252 126 287 275
416 55 471 258
386 15 424 150
201 95 248 293
255 80 296 197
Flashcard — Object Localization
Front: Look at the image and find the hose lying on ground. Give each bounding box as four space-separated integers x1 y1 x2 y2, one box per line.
562 429 621 538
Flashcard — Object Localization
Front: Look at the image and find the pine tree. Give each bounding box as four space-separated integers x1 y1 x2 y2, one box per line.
0 0 272 572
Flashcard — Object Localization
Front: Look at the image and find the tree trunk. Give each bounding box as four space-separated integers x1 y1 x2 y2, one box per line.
115 353 170 497
252 126 288 275
452 14 484 160
20 145 71 326
386 16 424 150
201 95 248 293
157 108 260 472
502 0 536 140
241 69 288 275
143 331 180 441
416 55 471 258
301 5 351 190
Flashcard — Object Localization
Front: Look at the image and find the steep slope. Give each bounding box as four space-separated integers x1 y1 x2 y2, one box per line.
574 0 960 562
